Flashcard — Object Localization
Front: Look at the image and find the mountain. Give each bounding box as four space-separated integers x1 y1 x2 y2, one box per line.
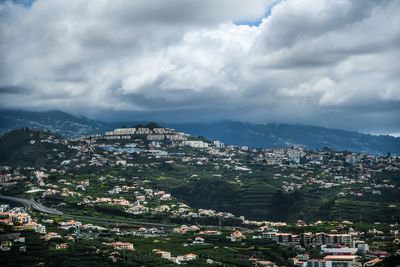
169 121 400 155
0 109 111 138
1 109 399 155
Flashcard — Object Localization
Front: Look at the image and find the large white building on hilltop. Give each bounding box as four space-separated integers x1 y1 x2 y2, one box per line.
102 127 187 141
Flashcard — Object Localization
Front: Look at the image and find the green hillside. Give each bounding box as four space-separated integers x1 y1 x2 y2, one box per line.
0 128 73 167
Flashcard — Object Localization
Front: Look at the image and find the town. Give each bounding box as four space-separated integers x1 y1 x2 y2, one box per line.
0 125 399 266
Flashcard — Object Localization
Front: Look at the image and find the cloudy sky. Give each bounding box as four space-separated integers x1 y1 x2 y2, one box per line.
0 0 399 135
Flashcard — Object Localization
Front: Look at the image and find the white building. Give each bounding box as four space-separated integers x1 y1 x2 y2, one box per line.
182 141 209 148
213 141 225 148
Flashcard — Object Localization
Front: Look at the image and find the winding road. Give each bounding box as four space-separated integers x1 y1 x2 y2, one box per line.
0 195 237 229
0 195 176 227
0 195 63 215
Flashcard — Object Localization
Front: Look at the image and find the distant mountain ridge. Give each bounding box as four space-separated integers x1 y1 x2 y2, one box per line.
0 109 111 138
169 121 400 155
1 109 399 155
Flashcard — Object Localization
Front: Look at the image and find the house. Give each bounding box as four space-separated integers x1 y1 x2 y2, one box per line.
14 236 25 243
160 251 173 260
183 253 198 261
198 230 221 236
108 186 122 195
255 260 278 267
0 204 10 212
229 230 246 242
112 242 134 251
0 240 12 251
11 213 32 224
356 242 369 255
154 205 170 212
174 253 198 264
75 185 86 191
323 255 361 267
108 251 121 263
126 204 149 215
173 225 193 234
17 221 47 234
59 220 82 230
321 245 357 256
43 232 61 241
55 243 69 250
116 160 127 166
153 249 197 264
160 194 172 201
153 249 172 260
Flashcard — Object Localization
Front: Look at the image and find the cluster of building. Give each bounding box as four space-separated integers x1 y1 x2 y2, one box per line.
0 233 27 252
0 205 46 251
0 205 46 234
102 127 188 142
152 248 198 264
1 126 400 266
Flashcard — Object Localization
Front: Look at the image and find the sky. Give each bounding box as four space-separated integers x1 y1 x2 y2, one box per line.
0 0 399 135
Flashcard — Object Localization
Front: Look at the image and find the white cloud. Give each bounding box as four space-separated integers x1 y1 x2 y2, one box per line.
278 77 347 107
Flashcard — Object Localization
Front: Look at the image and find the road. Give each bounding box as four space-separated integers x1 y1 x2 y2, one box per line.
0 195 63 215
0 195 177 227
64 214 179 228
0 195 242 230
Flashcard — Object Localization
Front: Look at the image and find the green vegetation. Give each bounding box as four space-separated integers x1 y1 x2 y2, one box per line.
0 128 73 167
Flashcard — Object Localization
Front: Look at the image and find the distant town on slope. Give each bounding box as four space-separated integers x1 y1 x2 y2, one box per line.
1 109 399 155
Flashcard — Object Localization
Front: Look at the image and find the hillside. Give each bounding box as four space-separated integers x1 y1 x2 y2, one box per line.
1 127 400 223
0 128 74 168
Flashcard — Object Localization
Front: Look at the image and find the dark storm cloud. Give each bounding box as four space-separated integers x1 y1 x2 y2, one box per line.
0 85 30 94
0 0 399 135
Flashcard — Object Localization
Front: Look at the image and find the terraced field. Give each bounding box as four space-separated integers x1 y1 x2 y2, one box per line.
235 182 277 217
330 199 399 222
